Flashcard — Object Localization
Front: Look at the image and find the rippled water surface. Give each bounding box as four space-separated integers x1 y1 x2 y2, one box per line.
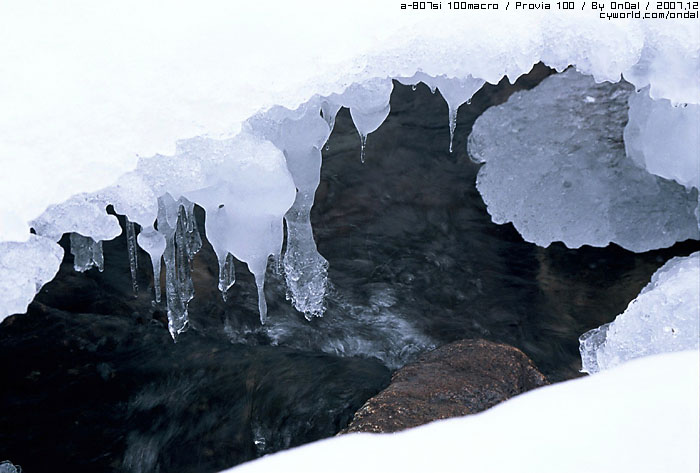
1 64 697 472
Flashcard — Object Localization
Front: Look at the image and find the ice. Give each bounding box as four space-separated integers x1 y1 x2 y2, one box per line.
579 252 700 374
125 218 138 294
0 461 21 473
69 233 104 272
320 100 342 134
181 133 296 324
246 101 331 319
2 8 699 245
218 252 236 301
137 225 166 303
2 5 700 325
624 88 700 191
468 69 699 252
328 79 394 162
30 193 121 243
398 73 485 152
0 235 63 321
155 195 201 339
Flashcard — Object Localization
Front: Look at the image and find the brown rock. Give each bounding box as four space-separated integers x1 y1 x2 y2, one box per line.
341 339 548 433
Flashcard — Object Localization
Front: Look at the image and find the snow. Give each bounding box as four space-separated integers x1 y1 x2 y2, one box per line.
580 252 700 374
0 235 63 319
468 69 699 252
1 3 699 322
223 350 700 473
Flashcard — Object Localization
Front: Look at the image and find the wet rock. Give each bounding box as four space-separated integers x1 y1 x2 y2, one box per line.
341 339 547 433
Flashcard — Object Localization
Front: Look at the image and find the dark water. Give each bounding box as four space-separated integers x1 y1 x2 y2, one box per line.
1 64 698 472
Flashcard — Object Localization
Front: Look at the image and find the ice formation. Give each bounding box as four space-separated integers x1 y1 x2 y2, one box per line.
397 73 485 152
624 89 700 191
468 69 699 252
579 252 700 374
1 5 699 328
69 233 104 273
0 235 63 321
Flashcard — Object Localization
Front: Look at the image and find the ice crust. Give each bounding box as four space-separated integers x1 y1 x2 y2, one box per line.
0 235 63 321
624 89 700 190
579 252 700 374
1 6 700 327
468 69 699 252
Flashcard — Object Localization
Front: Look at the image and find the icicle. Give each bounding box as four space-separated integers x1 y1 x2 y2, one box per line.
283 195 329 319
320 100 342 134
341 79 393 164
448 105 458 153
255 272 268 325
137 225 165 303
218 252 236 301
152 195 201 340
432 75 485 153
245 101 331 320
125 218 138 294
359 134 367 163
70 233 104 272
180 199 202 258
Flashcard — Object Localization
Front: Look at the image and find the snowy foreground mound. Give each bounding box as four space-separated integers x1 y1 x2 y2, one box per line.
1 4 699 328
225 350 700 473
580 252 700 374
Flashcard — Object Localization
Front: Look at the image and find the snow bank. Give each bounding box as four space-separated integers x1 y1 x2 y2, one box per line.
223 350 700 473
580 252 700 374
1 3 699 324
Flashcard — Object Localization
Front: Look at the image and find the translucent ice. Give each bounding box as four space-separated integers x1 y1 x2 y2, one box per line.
624 88 700 190
181 133 296 324
155 195 201 339
30 193 121 243
579 252 700 374
70 233 104 272
468 69 699 252
246 101 331 319
137 225 166 303
126 218 138 294
0 235 63 320
329 79 393 162
2 5 700 326
398 73 485 152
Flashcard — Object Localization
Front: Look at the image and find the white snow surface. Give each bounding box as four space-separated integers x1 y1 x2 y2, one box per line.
1 3 700 321
224 350 700 473
0 235 63 318
2 5 699 243
580 252 700 374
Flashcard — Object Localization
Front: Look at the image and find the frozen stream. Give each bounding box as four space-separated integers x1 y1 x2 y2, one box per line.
1 65 697 473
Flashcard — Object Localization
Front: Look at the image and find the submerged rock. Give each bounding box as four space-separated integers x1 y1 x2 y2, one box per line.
341 339 547 433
